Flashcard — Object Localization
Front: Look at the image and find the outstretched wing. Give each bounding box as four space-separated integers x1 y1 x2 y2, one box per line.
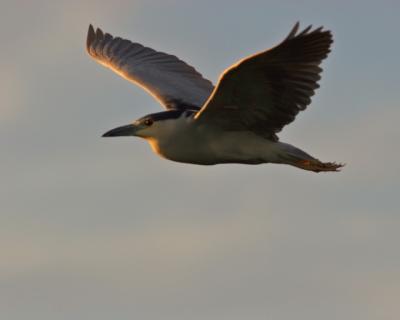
86 25 214 110
195 23 333 140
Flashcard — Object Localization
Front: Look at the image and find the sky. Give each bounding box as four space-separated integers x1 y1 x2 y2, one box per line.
1 0 400 319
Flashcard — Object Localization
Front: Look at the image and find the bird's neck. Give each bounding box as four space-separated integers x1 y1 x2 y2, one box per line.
146 114 195 146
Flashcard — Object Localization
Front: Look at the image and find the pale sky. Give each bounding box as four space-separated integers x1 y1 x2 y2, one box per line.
1 1 400 319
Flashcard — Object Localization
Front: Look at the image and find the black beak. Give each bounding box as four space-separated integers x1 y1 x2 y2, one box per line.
102 124 137 137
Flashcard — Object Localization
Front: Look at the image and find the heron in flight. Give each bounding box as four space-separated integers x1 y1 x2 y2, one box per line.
86 23 343 172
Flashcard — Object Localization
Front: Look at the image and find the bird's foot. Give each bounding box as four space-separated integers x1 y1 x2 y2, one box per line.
296 159 345 173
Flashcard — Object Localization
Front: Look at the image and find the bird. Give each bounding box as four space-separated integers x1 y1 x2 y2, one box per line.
86 22 344 173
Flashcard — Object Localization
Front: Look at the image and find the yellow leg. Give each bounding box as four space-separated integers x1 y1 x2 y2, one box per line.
296 159 345 173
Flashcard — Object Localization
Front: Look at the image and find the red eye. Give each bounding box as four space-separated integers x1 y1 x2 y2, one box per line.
144 119 153 126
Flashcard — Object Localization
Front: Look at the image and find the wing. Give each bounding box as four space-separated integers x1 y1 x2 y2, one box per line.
194 23 333 140
86 25 214 110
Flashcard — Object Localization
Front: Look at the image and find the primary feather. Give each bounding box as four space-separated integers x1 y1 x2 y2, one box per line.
195 22 333 141
86 25 214 110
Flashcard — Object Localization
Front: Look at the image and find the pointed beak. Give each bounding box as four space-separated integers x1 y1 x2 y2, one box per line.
102 124 138 137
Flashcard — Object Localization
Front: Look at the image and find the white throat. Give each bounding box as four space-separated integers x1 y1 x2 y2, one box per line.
144 113 196 153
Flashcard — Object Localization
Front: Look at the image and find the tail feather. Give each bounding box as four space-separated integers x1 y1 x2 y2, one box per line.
276 143 344 173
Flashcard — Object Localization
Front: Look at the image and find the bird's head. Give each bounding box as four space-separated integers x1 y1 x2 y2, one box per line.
102 110 192 140
102 115 157 139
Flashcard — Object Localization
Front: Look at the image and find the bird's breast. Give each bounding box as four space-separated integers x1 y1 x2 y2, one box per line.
148 135 217 165
146 125 279 165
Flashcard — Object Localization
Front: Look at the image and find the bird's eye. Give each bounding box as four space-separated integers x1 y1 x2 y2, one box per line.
143 119 153 126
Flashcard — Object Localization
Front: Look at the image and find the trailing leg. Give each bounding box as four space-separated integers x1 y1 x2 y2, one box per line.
275 142 344 173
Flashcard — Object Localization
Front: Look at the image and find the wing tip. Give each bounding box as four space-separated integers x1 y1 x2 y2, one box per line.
285 21 300 40
87 24 96 52
95 27 104 39
286 22 333 42
86 24 107 53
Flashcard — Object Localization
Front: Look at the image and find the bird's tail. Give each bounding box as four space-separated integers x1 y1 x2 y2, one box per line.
277 143 344 173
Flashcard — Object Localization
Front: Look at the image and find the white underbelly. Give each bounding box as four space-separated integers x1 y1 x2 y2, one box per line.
148 137 217 165
147 130 280 165
209 132 279 163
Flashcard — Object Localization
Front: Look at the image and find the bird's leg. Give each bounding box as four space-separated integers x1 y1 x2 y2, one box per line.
294 159 345 173
275 142 344 173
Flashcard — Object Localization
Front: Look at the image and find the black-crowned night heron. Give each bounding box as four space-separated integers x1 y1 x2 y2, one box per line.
86 22 344 172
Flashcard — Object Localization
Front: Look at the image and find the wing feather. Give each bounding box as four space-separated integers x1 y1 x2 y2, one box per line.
195 23 333 140
86 25 214 110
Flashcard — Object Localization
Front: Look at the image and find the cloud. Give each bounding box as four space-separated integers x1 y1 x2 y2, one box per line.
0 64 26 123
